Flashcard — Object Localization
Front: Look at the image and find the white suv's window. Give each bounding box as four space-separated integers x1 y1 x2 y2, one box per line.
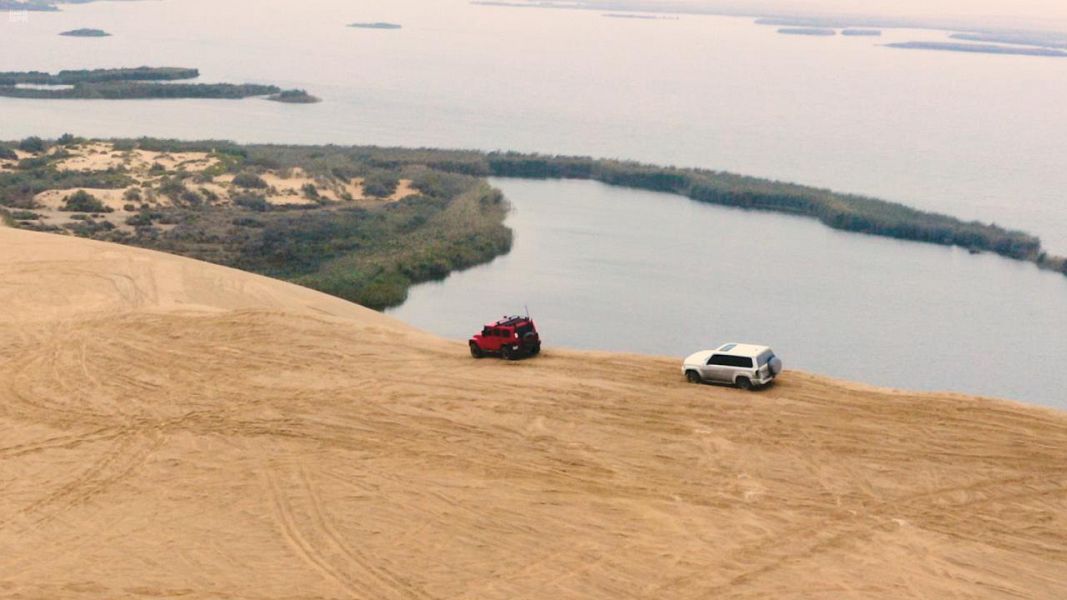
710 355 752 368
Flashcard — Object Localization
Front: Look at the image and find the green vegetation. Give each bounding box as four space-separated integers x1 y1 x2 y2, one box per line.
3 138 1064 310
949 32 1067 50
268 89 321 104
0 0 58 10
60 28 111 37
61 190 111 213
363 172 400 198
0 68 200 86
18 136 46 153
232 172 269 189
886 42 1067 58
0 139 512 309
0 67 315 101
357 148 1063 271
0 82 283 100
777 28 836 36
842 29 881 37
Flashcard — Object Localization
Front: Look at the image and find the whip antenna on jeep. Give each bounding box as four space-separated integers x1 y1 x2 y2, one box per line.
525 305 531 319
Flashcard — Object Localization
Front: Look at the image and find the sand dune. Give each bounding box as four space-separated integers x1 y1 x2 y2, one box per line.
0 225 1065 599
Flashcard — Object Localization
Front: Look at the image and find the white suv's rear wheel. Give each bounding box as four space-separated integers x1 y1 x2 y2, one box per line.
736 377 752 390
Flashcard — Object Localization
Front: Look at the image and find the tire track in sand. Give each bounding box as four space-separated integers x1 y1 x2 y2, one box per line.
261 463 433 599
296 464 432 600
12 430 163 527
0 426 126 460
262 466 375 599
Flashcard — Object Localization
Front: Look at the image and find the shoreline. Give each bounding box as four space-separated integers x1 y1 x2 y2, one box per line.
3 138 1064 309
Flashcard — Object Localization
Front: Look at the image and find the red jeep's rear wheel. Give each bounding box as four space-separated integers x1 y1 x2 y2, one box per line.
470 342 484 358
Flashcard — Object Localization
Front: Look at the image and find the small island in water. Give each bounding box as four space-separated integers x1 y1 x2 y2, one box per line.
886 41 1067 58
778 27 836 37
950 31 1067 49
842 29 881 37
349 22 402 30
267 89 321 104
59 28 111 37
0 67 319 101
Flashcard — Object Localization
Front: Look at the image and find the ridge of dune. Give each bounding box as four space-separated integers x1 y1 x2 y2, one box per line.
1 226 1065 599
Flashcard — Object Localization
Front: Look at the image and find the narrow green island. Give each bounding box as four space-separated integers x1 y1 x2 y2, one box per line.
885 41 1067 58
349 22 402 30
0 67 318 101
842 29 881 37
1 137 1064 311
0 0 57 9
1 0 123 9
59 28 111 37
950 32 1067 49
778 28 836 37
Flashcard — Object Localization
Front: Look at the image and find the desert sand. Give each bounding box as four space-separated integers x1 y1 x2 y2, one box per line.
27 143 417 220
0 225 1065 599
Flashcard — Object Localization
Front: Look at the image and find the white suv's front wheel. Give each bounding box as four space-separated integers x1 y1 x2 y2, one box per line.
685 370 702 384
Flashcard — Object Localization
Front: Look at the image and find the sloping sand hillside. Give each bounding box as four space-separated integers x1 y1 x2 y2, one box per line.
1 225 1065 599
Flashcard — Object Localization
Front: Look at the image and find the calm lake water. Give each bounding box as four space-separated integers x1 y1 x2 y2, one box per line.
1 0 1065 405
392 179 1067 406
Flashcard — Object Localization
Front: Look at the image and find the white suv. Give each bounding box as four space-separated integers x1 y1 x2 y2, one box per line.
682 343 782 390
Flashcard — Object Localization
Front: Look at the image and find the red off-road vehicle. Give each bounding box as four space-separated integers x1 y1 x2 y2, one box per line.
469 316 541 360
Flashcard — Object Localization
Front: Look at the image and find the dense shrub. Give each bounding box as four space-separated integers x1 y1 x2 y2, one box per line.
179 189 203 206
233 172 268 189
126 213 154 227
61 190 112 213
65 218 115 235
18 137 46 153
199 187 219 202
232 194 269 212
0 145 17 161
363 172 399 198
